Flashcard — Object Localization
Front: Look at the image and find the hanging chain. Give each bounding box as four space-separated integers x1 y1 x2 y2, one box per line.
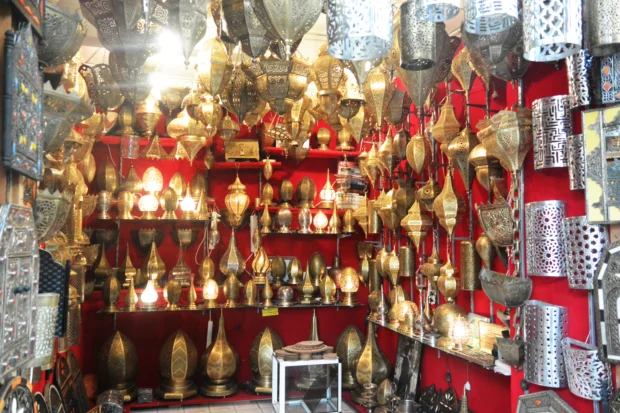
511 172 521 278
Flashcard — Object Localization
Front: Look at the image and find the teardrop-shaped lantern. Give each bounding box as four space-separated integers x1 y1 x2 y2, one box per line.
221 68 261 126
433 171 466 240
196 38 234 96
249 328 284 393
312 54 345 116
225 174 251 228
351 323 392 403
387 89 411 126
451 48 476 99
222 0 272 60
98 331 138 401
447 126 477 190
406 133 432 175
401 201 432 251
220 232 246 277
344 59 382 89
363 65 395 127
200 311 240 396
432 102 460 145
157 330 198 399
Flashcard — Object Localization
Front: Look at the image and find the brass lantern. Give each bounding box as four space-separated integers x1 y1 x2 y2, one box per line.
197 94 223 139
351 323 392 404
339 78 365 120
437 259 460 303
433 170 465 242
249 328 284 393
98 331 138 402
242 55 311 115
336 326 365 390
135 95 162 139
312 54 345 116
432 102 460 146
178 0 208 67
285 96 313 142
200 311 240 397
387 89 412 126
157 330 198 400
363 64 395 128
220 232 246 278
196 38 234 97
406 133 432 176
221 68 261 125
225 174 250 228
447 126 477 190
222 0 272 60
401 201 432 252
468 142 502 192
252 247 271 285
296 177 317 208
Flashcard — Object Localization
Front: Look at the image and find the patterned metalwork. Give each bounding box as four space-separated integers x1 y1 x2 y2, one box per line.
249 327 284 391
414 0 460 23
476 197 513 247
3 26 43 180
583 105 620 224
39 4 86 68
600 53 620 104
39 248 68 339
567 134 586 191
326 0 392 61
223 0 272 60
590 0 620 57
490 41 530 81
55 351 89 413
564 216 607 290
523 0 582 62
31 293 59 370
594 241 620 364
566 50 592 110
516 391 576 413
523 300 569 388
525 200 567 277
178 0 208 67
447 127 477 190
480 269 532 307
78 64 123 111
532 95 572 170
562 338 612 401
157 330 198 399
35 189 73 243
464 0 518 35
462 21 523 65
400 3 439 71
109 52 157 103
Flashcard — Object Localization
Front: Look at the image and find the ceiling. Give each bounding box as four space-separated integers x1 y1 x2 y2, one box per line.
69 1 463 89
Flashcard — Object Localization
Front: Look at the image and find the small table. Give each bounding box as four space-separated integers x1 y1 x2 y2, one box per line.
272 354 342 413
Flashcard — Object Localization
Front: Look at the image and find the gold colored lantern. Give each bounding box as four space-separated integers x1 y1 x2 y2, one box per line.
437 259 460 303
143 167 164 194
447 126 477 190
200 312 240 397
198 256 216 286
97 158 120 194
261 182 274 206
320 274 337 304
433 303 467 337
387 89 412 126
406 133 432 176
319 170 336 209
340 267 360 306
169 173 187 199
461 241 482 291
197 94 223 139
313 210 328 234
297 177 317 208
288 258 304 285
316 127 332 150
142 243 166 282
352 194 369 237
339 78 365 121
449 316 471 351
135 95 162 138
196 38 234 97
203 279 219 308
117 191 134 220
260 208 272 234
433 171 465 241
279 179 294 207
98 331 138 402
416 178 442 213
138 194 158 219
312 54 345 115
220 232 246 277
351 323 392 404
271 256 286 287
468 142 503 192
336 326 365 390
363 64 394 128
476 233 496 269
160 188 179 220
219 115 240 141
243 278 258 306
157 330 198 400
140 279 159 310
221 68 261 124
225 174 250 228
249 328 284 393
223 272 241 307
252 247 271 285
164 279 182 310
432 102 461 145
300 272 316 304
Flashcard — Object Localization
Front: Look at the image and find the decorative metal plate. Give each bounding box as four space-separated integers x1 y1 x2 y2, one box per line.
583 104 620 224
55 351 89 413
561 337 612 401
3 25 43 180
600 53 620 105
532 95 572 170
594 241 620 364
564 216 607 290
6 0 45 37
0 377 34 413
566 50 592 110
567 134 585 191
516 391 577 413
525 200 567 277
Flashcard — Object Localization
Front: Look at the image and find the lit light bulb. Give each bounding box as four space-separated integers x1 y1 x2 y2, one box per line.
340 267 360 306
313 210 328 234
142 167 164 194
203 278 219 308
138 194 159 220
449 316 472 351
180 188 197 220
140 279 158 310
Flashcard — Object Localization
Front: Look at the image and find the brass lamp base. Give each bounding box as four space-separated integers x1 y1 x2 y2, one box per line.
161 211 178 220
297 201 313 208
336 143 353 151
199 380 238 397
156 379 197 400
252 374 273 390
247 383 272 395
254 275 267 285
113 383 138 402
225 300 238 308
351 387 378 407
317 201 334 209
342 371 356 390
141 211 157 220
203 299 218 308
341 292 359 306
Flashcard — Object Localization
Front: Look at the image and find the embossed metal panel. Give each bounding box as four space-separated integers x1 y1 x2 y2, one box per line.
594 241 620 364
562 338 612 401
532 95 572 170
566 50 592 110
564 216 607 290
567 134 586 191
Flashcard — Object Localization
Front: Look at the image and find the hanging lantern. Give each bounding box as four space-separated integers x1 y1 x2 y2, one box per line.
312 54 345 116
590 0 620 57
432 102 460 145
221 68 261 125
251 0 323 60
490 42 530 81
326 0 392 61
400 4 441 71
464 0 519 35
220 232 246 277
225 175 251 228
242 55 311 115
387 89 411 126
401 201 432 251
462 21 523 65
433 170 465 241
79 64 124 111
363 65 395 128
523 0 582 62
179 0 209 67
406 133 431 175
415 0 460 22
182 89 203 120
349 105 375 143
219 115 240 141
468 143 503 192
196 38 234 97
344 59 382 89
109 52 158 103
40 3 86 68
222 0 272 60
198 95 224 139
451 48 476 99
339 79 366 120
447 127 478 191
285 97 313 141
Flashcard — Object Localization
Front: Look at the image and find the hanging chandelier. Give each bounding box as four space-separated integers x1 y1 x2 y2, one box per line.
326 0 392 60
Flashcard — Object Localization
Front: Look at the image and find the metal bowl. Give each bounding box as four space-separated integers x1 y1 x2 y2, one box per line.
480 269 532 307
397 399 420 413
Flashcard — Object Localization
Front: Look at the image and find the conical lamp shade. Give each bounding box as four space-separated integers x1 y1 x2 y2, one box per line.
180 135 207 165
219 232 245 277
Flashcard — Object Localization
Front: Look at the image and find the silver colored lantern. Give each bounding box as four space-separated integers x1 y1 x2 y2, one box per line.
464 0 518 35
326 0 393 61
400 2 441 71
223 0 272 60
31 293 60 370
178 0 209 67
590 0 620 57
567 134 585 191
414 0 461 23
566 50 592 110
562 338 612 401
525 200 567 278
524 300 569 389
523 0 582 62
532 95 572 170
461 21 523 65
39 3 86 67
564 216 607 290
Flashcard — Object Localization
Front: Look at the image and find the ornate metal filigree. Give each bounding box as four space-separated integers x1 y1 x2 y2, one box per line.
399 3 439 71
564 216 607 290
562 338 612 401
39 4 86 68
222 0 272 60
567 134 586 191
78 64 124 111
566 50 592 110
462 21 523 65
480 269 532 308
464 0 518 35
525 201 567 277
594 241 620 364
532 95 572 170
414 0 460 22
590 0 620 57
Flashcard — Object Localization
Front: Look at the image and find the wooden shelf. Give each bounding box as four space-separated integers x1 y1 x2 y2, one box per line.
263 147 360 159
368 319 501 372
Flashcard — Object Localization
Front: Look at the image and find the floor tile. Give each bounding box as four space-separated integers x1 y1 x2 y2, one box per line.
233 403 259 410
210 405 236 413
184 407 209 413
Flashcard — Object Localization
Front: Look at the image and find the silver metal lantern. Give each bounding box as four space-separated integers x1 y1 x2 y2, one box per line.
326 0 393 61
178 0 209 68
562 338 612 401
464 0 518 35
532 95 572 170
567 134 586 191
563 216 607 290
400 2 442 71
525 200 567 278
30 293 60 370
523 0 582 62
39 3 86 68
223 0 273 60
414 0 461 23
589 0 620 57
566 50 592 110
461 21 523 65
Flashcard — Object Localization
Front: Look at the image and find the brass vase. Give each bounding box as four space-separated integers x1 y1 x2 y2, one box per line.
296 177 317 208
98 331 138 401
197 256 215 287
249 328 284 394
271 256 286 287
200 312 240 397
157 330 198 400
288 258 304 285
336 326 366 390
351 323 392 404
223 272 240 308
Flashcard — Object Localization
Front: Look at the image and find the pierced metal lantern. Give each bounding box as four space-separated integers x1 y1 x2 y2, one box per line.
400 3 441 71
109 52 158 103
532 95 572 170
326 0 392 61
566 50 592 110
525 201 567 278
312 54 345 115
221 68 261 124
223 0 271 60
523 0 582 62
178 0 209 67
523 300 569 388
79 64 123 111
31 293 59 370
344 59 382 89
590 0 620 57
39 3 86 68
362 65 394 126
562 338 612 401
567 134 585 191
563 216 607 290
433 171 465 241
464 0 518 35
461 21 523 65
414 0 460 22
447 127 477 190
451 48 476 98
196 38 234 97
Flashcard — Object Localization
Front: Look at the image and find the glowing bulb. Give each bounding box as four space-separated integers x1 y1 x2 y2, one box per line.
203 278 219 308
319 169 336 208
313 210 328 234
180 188 197 219
449 316 472 351
140 279 158 310
138 194 159 220
142 167 164 194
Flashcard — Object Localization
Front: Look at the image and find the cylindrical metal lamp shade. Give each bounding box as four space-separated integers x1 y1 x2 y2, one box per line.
400 3 440 70
524 300 569 388
525 201 567 277
590 0 620 57
567 134 586 191
532 95 572 170
326 0 392 61
31 293 60 370
121 135 141 159
566 51 592 109
461 21 523 65
523 0 582 62
460 241 481 291
561 338 612 401
67 287 81 347
415 0 461 22
564 216 608 290
464 0 518 35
